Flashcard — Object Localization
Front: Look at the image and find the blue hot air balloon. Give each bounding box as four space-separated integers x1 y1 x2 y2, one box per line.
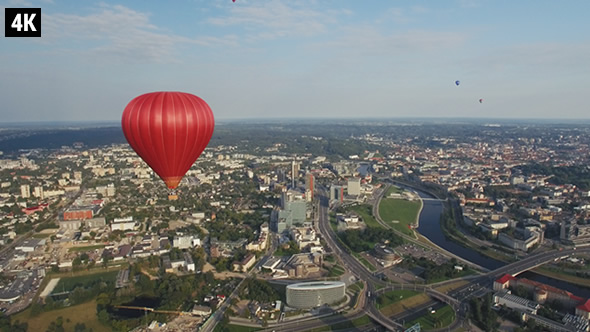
455 80 460 86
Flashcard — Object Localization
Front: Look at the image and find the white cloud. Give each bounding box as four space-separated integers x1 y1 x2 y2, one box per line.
40 4 236 63
207 1 339 41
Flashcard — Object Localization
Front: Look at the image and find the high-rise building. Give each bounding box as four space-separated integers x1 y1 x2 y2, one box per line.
291 161 300 188
20 184 30 198
305 173 314 200
33 186 44 199
274 189 308 233
347 178 361 196
277 169 286 183
330 185 344 202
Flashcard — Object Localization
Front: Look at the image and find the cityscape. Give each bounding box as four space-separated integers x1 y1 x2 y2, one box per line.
0 121 590 332
2 1 590 332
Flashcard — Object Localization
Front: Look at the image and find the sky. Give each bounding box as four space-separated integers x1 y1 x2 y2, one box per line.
1 0 589 122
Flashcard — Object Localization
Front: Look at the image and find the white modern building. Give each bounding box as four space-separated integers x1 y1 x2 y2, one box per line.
347 178 361 196
20 184 30 198
286 281 346 309
110 217 136 231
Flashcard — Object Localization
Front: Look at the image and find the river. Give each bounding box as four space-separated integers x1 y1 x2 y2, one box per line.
398 183 590 298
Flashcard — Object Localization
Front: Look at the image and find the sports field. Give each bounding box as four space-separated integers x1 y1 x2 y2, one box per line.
378 193 421 236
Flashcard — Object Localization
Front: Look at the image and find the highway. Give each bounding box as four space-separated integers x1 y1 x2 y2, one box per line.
315 181 576 332
316 187 405 331
485 247 590 279
218 182 590 332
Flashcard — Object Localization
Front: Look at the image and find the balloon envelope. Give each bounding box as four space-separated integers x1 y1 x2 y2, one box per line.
455 80 460 86
121 92 215 189
479 98 483 103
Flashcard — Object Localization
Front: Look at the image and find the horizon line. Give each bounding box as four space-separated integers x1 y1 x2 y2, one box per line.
3 116 590 126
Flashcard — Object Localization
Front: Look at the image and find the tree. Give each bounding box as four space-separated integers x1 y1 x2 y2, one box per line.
46 316 65 332
74 323 92 332
102 255 112 268
72 257 82 271
29 302 43 317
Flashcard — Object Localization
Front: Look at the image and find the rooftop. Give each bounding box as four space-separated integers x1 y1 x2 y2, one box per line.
287 281 345 291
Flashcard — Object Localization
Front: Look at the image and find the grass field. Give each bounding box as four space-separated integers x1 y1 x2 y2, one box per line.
534 267 590 288
378 293 430 317
308 315 372 332
68 244 106 252
404 305 455 330
434 280 469 294
347 204 382 229
377 289 420 307
216 324 260 332
426 268 476 284
327 265 345 277
13 300 110 332
53 270 119 293
385 186 404 195
379 197 421 236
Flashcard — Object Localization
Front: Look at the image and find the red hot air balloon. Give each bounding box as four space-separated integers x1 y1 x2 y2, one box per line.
121 92 215 191
479 98 483 103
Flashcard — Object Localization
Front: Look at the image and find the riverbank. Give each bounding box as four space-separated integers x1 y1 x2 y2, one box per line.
393 180 506 270
398 179 590 290
378 192 422 237
439 209 514 264
532 267 590 288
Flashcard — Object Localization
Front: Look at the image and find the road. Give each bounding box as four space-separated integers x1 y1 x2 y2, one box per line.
379 181 488 272
316 187 404 331
201 229 280 332
316 183 484 331
216 181 588 332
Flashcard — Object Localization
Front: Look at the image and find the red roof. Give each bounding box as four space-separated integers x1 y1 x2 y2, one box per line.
577 299 590 313
495 274 515 285
22 204 49 215
518 278 584 302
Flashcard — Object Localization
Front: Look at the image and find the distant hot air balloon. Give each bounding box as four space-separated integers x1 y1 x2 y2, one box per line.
121 92 215 191
455 80 460 86
479 98 483 103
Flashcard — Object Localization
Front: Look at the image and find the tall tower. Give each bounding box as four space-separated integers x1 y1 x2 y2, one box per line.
291 161 299 188
306 173 315 201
